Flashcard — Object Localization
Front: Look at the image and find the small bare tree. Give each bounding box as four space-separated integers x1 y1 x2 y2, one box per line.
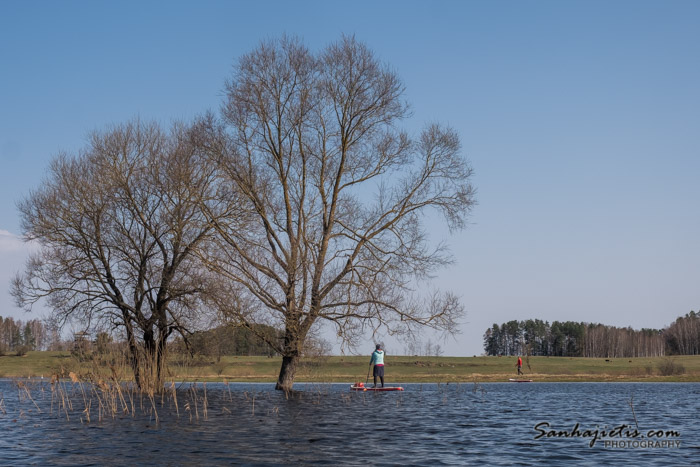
196 35 476 391
13 119 228 392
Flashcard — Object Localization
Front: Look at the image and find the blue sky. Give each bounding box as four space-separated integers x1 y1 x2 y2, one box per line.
1 1 698 356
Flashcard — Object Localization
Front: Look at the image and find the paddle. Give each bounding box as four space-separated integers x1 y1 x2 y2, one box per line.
365 362 371 384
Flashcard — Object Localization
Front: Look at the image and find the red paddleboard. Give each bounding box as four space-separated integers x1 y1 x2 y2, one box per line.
351 384 404 391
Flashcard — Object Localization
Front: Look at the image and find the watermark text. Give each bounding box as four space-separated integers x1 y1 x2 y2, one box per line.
533 422 681 448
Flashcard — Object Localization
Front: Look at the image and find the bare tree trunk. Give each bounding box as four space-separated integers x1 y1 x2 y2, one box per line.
123 315 144 389
137 325 169 393
276 355 299 392
155 336 166 392
141 328 155 392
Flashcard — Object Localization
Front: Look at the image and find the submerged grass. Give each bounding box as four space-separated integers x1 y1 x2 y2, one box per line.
7 374 215 425
2 352 700 383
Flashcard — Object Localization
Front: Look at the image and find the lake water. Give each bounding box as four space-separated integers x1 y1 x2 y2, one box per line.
1 380 698 465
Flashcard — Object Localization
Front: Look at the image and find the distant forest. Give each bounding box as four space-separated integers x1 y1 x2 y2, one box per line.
483 311 700 358
0 316 53 354
172 324 283 359
0 315 282 358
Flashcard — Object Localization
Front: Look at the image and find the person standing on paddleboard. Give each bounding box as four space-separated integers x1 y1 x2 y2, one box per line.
370 344 385 388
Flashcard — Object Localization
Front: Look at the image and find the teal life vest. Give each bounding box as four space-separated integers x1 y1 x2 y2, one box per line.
370 349 384 365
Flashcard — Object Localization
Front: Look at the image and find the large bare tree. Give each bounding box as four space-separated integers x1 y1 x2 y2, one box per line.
196 36 476 391
13 120 228 391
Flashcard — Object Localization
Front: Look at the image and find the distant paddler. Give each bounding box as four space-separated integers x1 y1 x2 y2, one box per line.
370 343 385 388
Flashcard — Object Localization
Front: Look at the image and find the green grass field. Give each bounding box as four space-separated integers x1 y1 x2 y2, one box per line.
2 352 699 383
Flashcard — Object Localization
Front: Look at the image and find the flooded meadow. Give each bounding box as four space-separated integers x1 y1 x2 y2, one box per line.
1 380 698 465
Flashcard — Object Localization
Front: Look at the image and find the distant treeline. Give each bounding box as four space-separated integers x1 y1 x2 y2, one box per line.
0 314 294 359
483 311 700 358
0 316 54 354
172 324 282 359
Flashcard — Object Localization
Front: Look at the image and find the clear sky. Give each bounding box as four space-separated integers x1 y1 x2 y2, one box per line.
1 1 698 356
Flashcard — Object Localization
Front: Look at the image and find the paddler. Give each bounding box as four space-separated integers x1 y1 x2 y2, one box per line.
370 343 385 388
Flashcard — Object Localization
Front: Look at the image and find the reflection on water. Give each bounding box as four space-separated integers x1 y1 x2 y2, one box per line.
1 380 698 465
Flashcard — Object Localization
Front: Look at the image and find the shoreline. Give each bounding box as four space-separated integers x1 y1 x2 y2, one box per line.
1 353 699 383
3 378 699 384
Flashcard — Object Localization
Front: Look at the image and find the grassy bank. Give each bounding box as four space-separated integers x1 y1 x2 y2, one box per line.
2 352 700 383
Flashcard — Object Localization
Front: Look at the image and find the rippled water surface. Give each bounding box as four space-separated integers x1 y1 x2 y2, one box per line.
1 380 698 465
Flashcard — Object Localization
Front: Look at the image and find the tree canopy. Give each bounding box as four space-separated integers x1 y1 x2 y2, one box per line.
196 35 475 390
13 120 230 391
